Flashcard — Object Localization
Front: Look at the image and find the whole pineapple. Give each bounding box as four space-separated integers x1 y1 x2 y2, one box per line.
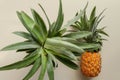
71 4 109 77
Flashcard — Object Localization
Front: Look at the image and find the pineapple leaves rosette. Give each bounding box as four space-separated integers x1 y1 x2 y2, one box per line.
0 0 96 80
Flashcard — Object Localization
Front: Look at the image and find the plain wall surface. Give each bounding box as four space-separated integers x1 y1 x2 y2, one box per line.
0 0 120 80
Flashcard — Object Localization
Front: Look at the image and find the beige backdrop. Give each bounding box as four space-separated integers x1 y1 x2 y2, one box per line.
0 0 120 80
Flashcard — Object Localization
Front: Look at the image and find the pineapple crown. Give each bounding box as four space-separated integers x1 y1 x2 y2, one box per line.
71 3 109 52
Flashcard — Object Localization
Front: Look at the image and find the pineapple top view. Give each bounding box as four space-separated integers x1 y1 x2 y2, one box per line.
0 0 109 80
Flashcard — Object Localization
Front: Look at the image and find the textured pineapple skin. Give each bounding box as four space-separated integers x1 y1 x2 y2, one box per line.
80 52 101 77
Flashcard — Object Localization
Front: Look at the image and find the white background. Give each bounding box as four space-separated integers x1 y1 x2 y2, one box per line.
0 0 120 80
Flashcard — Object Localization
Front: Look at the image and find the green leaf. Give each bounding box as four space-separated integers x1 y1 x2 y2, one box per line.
75 43 101 49
55 55 79 70
38 4 51 27
17 48 35 53
20 11 45 44
83 2 89 11
17 12 42 44
64 31 92 39
24 48 41 60
0 52 40 70
17 12 34 33
92 9 106 32
47 54 54 80
23 57 41 80
71 24 81 31
1 41 40 51
90 6 96 20
32 24 46 44
45 46 72 60
52 37 77 43
13 31 33 40
52 0 64 35
46 44 77 61
20 11 35 32
45 50 58 68
48 22 55 37
31 9 47 37
90 17 97 31
98 30 109 37
38 51 47 80
46 38 84 53
56 28 67 36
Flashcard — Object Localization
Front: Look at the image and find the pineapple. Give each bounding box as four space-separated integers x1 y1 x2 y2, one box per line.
81 52 101 77
0 0 94 80
71 3 109 77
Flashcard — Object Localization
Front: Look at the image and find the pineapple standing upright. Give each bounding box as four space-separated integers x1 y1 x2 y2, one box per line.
71 4 109 77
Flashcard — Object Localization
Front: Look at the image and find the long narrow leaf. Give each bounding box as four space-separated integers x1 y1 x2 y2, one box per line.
45 50 58 68
90 6 96 20
52 0 64 35
46 44 77 61
98 30 109 37
46 38 84 53
23 57 41 80
31 9 47 37
1 41 40 51
0 52 40 70
32 24 46 44
20 11 35 31
38 4 51 27
21 12 44 44
17 12 33 33
63 31 92 39
52 37 77 43
47 54 54 80
38 51 47 80
92 9 106 32
13 31 33 40
75 43 101 49
24 48 41 60
55 55 79 70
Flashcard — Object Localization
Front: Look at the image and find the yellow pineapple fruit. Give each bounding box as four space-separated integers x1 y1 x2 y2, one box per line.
80 52 101 77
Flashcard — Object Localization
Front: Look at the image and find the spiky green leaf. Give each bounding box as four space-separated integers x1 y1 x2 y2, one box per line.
38 51 47 80
1 41 40 51
47 54 54 80
23 57 41 80
0 52 39 70
64 31 92 39
38 4 51 27
46 38 84 53
75 43 101 49
55 55 79 70
98 30 109 37
31 9 47 37
52 0 64 36
13 31 33 40
90 6 96 20
46 45 77 61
